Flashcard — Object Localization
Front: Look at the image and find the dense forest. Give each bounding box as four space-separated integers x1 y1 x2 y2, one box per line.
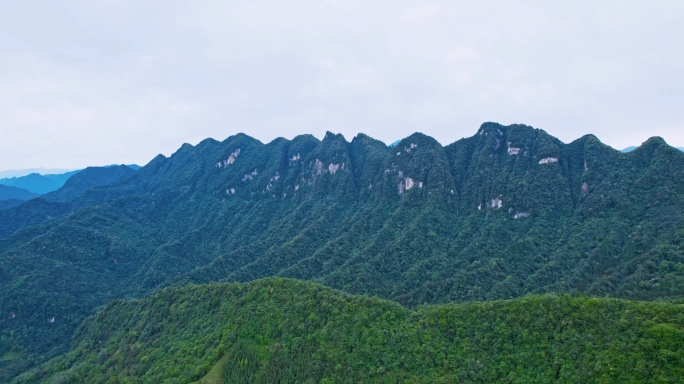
1 123 684 380
14 278 684 383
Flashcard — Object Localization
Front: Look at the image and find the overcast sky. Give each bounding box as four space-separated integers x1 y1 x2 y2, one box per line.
1 1 683 170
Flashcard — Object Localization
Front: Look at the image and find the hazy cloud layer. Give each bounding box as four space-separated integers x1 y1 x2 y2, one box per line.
1 1 683 169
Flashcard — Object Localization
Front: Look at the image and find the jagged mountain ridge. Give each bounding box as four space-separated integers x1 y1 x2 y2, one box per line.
1 122 684 380
1 124 679 238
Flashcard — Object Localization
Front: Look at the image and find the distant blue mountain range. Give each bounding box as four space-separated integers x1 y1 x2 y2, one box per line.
0 184 38 200
0 171 80 194
0 164 140 195
0 168 74 178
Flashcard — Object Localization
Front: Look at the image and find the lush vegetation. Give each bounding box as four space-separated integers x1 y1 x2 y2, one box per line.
13 278 684 383
41 165 138 203
0 199 24 210
2 123 684 379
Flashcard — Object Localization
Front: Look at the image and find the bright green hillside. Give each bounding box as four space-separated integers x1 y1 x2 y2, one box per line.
14 278 684 383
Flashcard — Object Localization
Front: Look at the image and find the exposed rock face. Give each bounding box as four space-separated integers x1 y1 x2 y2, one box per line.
314 159 324 175
508 142 521 155
328 163 340 174
217 149 241 168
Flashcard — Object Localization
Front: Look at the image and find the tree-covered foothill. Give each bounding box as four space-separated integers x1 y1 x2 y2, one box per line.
1 123 684 380
13 278 684 383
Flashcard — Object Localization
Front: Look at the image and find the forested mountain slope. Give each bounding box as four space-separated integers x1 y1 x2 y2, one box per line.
2 123 684 379
15 278 684 383
0 186 38 212
41 165 138 203
0 165 138 240
0 200 25 211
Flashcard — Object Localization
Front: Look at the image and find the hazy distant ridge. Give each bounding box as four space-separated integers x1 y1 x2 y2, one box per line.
0 165 140 195
0 171 79 194
0 168 74 179
0 185 38 201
